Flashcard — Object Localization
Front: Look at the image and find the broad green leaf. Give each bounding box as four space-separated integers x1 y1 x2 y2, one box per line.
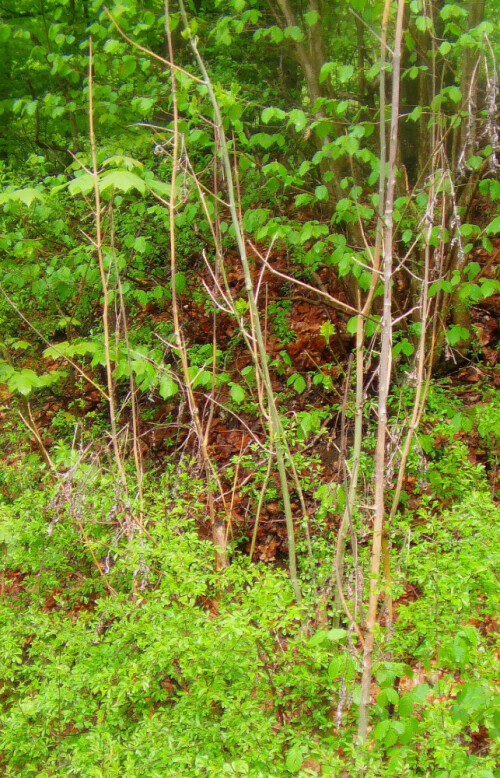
295 193 313 207
398 693 414 718
373 719 391 741
102 155 143 170
261 107 275 123
99 170 146 194
346 316 358 335
411 683 431 704
289 109 307 132
485 215 500 235
175 272 187 294
339 65 354 84
269 26 283 44
284 26 304 42
319 62 334 83
447 85 461 103
7 369 40 396
377 687 399 706
328 655 344 680
159 375 178 399
447 325 469 346
230 383 246 403
121 56 136 77
285 745 303 773
328 628 347 642
288 374 306 394
315 184 329 202
304 10 320 26
68 175 95 196
104 38 120 53
0 188 44 206
407 105 422 122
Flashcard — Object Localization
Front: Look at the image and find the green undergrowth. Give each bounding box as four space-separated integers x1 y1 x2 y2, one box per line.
1 432 499 777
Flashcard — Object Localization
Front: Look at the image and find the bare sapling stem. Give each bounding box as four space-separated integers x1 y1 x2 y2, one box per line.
109 203 144 531
333 0 389 633
381 164 439 624
357 0 405 742
88 38 131 534
177 0 302 601
164 0 229 570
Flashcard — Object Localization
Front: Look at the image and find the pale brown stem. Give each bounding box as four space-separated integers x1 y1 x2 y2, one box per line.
164 0 228 569
178 0 302 601
357 0 405 743
88 39 130 533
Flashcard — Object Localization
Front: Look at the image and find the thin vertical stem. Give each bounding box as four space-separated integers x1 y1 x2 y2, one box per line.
178 0 302 601
164 0 229 569
357 0 406 743
88 38 129 526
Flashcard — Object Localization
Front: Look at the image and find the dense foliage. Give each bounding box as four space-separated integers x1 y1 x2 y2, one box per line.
0 0 499 775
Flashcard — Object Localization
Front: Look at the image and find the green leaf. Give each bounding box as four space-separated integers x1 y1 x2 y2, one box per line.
285 745 303 773
304 10 320 26
295 193 313 207
485 215 500 235
407 105 422 122
261 107 275 124
175 272 187 294
447 85 461 103
327 628 347 642
230 383 246 403
99 170 146 194
315 184 329 202
346 316 358 335
309 629 329 647
0 188 44 206
467 155 483 171
293 375 306 394
68 174 95 196
159 375 178 399
481 279 499 298
339 65 354 84
328 655 345 679
133 236 147 254
398 693 414 718
121 56 136 77
419 434 434 454
411 683 431 704
7 369 40 396
320 321 336 344
378 687 399 706
447 325 469 346
399 716 419 744
289 109 307 132
319 62 334 83
285 26 304 42
269 26 283 44
373 719 391 741
104 38 120 53
287 374 306 394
